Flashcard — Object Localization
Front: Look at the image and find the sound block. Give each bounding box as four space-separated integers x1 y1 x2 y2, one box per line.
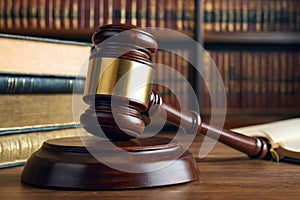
21 136 199 190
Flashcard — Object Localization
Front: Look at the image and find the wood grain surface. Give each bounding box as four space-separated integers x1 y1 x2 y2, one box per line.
0 134 299 199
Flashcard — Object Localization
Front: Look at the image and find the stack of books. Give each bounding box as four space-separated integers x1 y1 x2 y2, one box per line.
0 34 91 168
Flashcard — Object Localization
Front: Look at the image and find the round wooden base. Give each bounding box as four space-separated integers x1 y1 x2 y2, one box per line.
21 136 199 190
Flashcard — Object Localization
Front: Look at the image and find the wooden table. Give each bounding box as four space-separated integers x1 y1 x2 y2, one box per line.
0 135 299 199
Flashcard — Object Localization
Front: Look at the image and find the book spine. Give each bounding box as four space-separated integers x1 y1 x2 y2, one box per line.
168 0 179 30
261 0 270 31
285 53 293 106
288 0 294 31
0 73 85 94
140 0 147 28
182 0 194 31
234 0 242 31
84 0 90 29
0 0 4 28
146 0 156 27
176 0 183 31
53 0 61 29
296 0 300 31
163 51 170 105
37 0 46 29
45 0 53 28
112 0 121 24
70 0 79 29
94 0 100 28
221 0 228 32
259 52 268 109
253 52 260 108
227 0 234 32
281 0 289 31
102 0 108 24
240 52 248 108
88 0 95 29
217 51 224 108
119 0 126 24
125 0 132 25
223 51 230 107
28 0 38 28
296 52 300 106
273 52 280 108
204 0 213 32
165 0 173 29
61 0 70 29
0 125 78 168
156 0 165 28
241 0 248 32
234 51 242 108
130 0 137 26
0 123 79 136
202 51 212 109
255 0 262 32
274 0 282 31
107 0 113 24
0 94 76 127
268 0 276 31
12 0 21 28
213 0 221 32
4 0 13 29
137 0 143 26
169 51 176 106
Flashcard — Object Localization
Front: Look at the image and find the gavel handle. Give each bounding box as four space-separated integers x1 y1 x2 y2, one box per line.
147 91 270 159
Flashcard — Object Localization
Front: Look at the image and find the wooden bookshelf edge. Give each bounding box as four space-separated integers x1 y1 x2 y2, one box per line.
204 32 300 45
0 28 195 42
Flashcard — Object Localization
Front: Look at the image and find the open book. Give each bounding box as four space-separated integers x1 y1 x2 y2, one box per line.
232 118 300 163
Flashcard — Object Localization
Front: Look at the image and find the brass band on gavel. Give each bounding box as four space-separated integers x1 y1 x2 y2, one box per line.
84 57 154 107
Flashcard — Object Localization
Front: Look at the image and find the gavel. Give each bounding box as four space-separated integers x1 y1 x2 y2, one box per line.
21 24 271 190
80 24 270 160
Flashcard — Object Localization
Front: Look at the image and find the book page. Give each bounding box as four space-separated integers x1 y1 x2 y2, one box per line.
232 118 300 147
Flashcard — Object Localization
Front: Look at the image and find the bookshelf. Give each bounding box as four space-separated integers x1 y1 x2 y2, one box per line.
1 0 298 126
201 0 300 128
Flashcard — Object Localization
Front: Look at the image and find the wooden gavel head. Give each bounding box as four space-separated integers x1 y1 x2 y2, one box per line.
80 24 158 141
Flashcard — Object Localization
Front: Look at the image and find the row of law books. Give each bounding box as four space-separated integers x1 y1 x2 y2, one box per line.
202 50 300 109
204 0 300 32
0 0 195 32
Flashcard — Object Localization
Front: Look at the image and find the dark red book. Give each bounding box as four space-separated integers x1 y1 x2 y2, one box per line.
94 0 101 28
78 0 85 29
112 0 121 24
12 0 21 28
45 0 53 29
84 0 91 28
61 0 70 29
53 0 61 29
69 0 79 29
